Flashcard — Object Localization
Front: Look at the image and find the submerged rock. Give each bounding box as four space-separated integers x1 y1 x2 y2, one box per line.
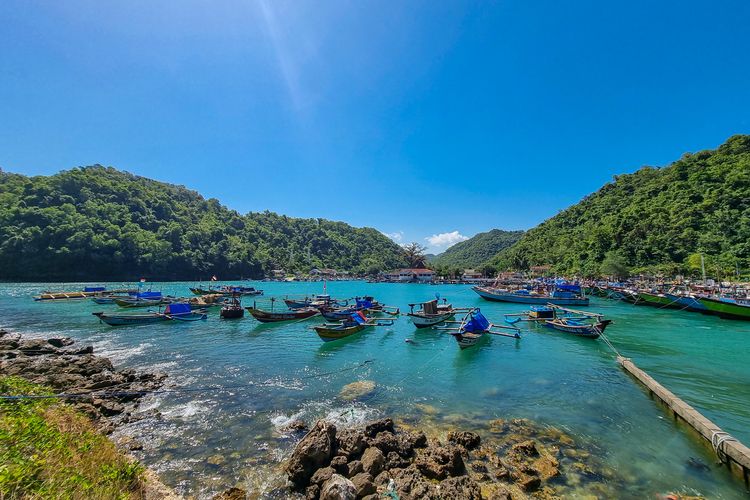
338 380 376 401
213 487 246 500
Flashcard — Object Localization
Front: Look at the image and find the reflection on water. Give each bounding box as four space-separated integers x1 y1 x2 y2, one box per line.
1 281 749 498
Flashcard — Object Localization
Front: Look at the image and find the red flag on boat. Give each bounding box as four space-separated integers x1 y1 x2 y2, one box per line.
139 278 146 283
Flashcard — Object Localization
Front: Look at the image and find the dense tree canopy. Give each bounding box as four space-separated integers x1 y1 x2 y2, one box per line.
490 135 750 278
431 229 524 271
0 166 408 280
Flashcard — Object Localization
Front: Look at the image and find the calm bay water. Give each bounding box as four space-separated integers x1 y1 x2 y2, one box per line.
1 281 749 498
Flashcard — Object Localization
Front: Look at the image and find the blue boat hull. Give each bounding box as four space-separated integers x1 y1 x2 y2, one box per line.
473 287 589 306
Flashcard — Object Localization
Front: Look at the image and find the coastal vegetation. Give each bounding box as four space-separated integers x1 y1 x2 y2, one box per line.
0 376 144 498
0 166 408 280
431 229 524 273
491 135 750 277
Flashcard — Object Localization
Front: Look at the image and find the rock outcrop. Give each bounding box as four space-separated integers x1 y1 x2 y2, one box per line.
0 329 166 432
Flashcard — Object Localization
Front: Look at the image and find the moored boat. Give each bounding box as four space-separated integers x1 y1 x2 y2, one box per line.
246 300 319 323
434 308 521 349
473 285 589 306
407 299 464 328
312 312 394 342
220 293 244 319
544 317 612 339
697 296 750 320
92 303 207 326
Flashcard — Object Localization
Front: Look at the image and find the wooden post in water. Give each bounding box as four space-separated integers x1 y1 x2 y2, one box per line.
617 356 750 487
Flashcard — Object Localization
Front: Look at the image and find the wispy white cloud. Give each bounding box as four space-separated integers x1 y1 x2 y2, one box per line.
257 0 304 109
425 231 469 249
382 230 404 243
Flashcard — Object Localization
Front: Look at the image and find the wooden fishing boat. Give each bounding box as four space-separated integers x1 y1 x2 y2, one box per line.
92 303 207 326
473 285 589 306
34 287 136 302
284 294 338 309
697 296 750 320
662 293 707 312
505 304 603 325
544 317 612 339
246 300 319 323
220 293 244 319
312 312 394 342
407 299 465 328
434 309 521 349
190 285 263 296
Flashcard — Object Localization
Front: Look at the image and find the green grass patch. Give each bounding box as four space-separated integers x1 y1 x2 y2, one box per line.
0 376 145 499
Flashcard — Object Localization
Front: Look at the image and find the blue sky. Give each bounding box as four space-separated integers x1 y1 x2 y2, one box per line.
1 1 749 253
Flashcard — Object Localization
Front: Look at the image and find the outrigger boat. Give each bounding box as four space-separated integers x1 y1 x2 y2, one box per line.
320 296 399 321
407 298 467 328
284 294 341 310
114 291 173 308
506 304 611 339
92 303 207 326
246 298 319 323
312 312 394 342
434 309 521 349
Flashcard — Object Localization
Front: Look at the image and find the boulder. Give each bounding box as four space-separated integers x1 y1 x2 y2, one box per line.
336 428 367 459
330 455 348 473
320 474 356 500
305 484 320 500
414 444 465 480
360 447 385 476
438 476 482 499
510 440 538 457
350 472 376 497
364 418 394 437
388 467 436 499
447 431 481 450
282 419 309 433
47 337 74 348
346 460 363 477
310 467 335 486
386 451 410 470
518 474 541 491
285 420 338 489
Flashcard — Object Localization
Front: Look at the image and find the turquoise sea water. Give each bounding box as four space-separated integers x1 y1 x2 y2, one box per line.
1 281 749 498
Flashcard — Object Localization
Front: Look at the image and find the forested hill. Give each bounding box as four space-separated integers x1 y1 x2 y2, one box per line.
0 166 408 280
491 134 750 277
431 229 524 270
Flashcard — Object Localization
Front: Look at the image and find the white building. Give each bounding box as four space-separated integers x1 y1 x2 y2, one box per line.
384 268 436 283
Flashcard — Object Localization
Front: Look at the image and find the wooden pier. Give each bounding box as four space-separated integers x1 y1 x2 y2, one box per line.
617 356 750 486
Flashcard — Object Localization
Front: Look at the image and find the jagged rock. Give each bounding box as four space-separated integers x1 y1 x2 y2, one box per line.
364 418 394 437
213 487 246 500
518 474 541 491
93 398 125 416
310 467 336 486
386 451 410 470
488 485 512 500
330 455 348 473
447 431 481 450
438 476 482 499
346 460 363 477
305 484 320 500
511 440 539 457
285 420 338 489
336 428 367 459
532 454 560 480
361 446 385 476
207 454 226 466
282 419 308 433
47 337 74 348
350 472 376 497
414 444 464 480
388 467 436 499
320 474 356 500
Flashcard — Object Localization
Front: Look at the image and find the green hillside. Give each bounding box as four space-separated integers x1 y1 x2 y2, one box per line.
491 135 750 277
431 229 524 270
0 166 408 280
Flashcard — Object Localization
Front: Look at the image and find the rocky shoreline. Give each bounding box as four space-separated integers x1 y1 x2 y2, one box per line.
0 329 166 434
271 415 627 500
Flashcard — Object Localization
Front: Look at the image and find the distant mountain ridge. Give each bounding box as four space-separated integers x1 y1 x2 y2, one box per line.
490 134 750 276
431 229 524 270
0 166 408 280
